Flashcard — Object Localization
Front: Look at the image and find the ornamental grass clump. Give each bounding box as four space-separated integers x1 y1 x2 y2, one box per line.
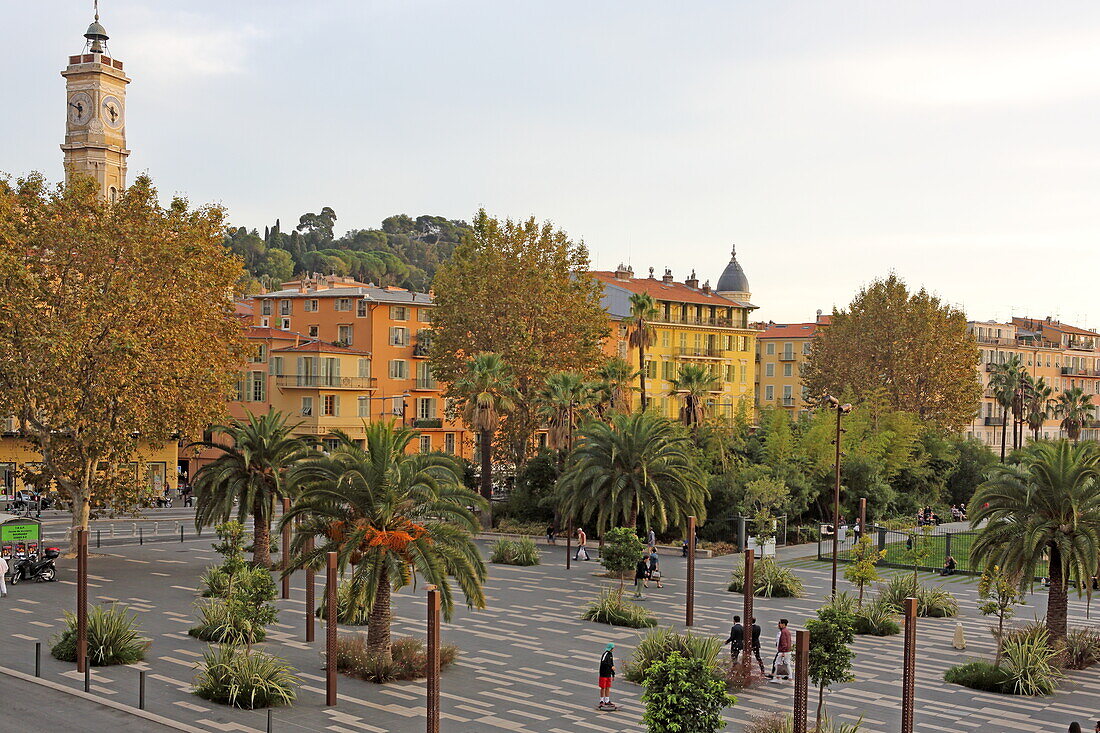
581 588 657 628
193 644 299 709
728 556 804 598
874 574 957 618
624 627 723 683
331 635 459 683
51 604 150 666
190 570 278 645
1059 627 1100 670
315 580 371 625
823 592 900 637
489 537 541 566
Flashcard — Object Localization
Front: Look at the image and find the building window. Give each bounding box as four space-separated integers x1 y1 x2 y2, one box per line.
304 299 318 312
726 364 735 382
301 396 313 416
323 394 339 416
280 318 290 330
252 343 267 363
661 331 670 348
251 371 265 402
234 373 245 401
765 363 775 377
279 300 291 316
783 363 793 377
323 437 340 452
392 396 404 417
420 309 433 323
646 361 657 379
338 325 353 344
261 300 272 316
418 398 437 419
335 298 353 312
419 435 432 453
390 327 410 346
357 299 368 317
765 385 774 401
783 385 793 399
766 342 775 355
358 396 369 417
389 360 408 379
803 342 812 355
309 325 319 338
661 361 674 380
358 358 371 378
444 433 455 454
269 356 283 376
391 306 409 321
679 333 687 349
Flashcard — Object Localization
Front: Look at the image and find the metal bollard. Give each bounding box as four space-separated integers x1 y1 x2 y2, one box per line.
139 669 146 709
84 665 91 692
35 642 41 677
267 709 273 732
97 529 101 549
131 523 137 537
110 525 115 538
153 522 158 536
180 525 184 542
139 527 143 545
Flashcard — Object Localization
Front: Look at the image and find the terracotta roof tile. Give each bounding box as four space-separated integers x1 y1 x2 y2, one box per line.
757 320 830 339
590 271 755 308
272 339 372 355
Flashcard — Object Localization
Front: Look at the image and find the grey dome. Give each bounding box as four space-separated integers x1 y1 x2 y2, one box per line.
716 245 749 293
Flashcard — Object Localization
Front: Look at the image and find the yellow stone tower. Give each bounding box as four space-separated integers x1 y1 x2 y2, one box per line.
60 6 130 202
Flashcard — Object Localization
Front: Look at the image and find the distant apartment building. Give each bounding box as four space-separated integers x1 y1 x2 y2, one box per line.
754 311 831 415
592 248 759 421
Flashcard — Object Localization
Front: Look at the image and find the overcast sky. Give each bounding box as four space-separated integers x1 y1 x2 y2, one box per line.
9 2 1100 325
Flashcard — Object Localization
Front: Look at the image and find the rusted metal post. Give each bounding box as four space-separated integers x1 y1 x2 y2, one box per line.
326 551 337 706
793 628 809 733
566 520 572 570
281 497 291 600
76 528 88 673
902 597 917 733
858 497 866 539
741 549 755 680
686 515 696 626
305 536 315 643
831 405 843 598
426 584 441 733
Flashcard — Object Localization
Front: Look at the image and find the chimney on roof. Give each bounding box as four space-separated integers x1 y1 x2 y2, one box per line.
702 280 711 295
613 263 631 281
648 266 655 279
662 267 673 284
684 269 699 289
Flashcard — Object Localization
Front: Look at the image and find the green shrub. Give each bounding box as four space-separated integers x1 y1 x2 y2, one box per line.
491 519 547 536
51 604 150 666
854 601 901 636
189 599 269 644
1058 627 1100 670
875 575 958 618
944 660 1013 693
744 713 864 733
489 537 540 566
1001 628 1064 696
624 627 722 683
200 564 276 600
316 580 371 625
193 645 299 708
581 588 657 628
727 556 804 598
331 635 459 683
642 651 733 733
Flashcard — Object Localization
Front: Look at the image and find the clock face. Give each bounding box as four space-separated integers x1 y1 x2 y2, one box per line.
67 92 92 126
101 95 124 129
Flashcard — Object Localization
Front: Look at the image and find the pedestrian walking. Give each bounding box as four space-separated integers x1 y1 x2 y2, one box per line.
0 554 8 597
646 528 656 547
723 615 744 660
546 524 556 545
598 643 617 710
750 617 766 674
632 555 649 599
645 546 662 588
575 527 590 561
766 619 792 682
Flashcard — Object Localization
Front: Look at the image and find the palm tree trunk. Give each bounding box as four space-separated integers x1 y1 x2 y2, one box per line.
367 564 393 664
626 496 638 530
638 343 647 412
1046 543 1068 642
999 407 1008 462
252 495 271 568
479 429 493 529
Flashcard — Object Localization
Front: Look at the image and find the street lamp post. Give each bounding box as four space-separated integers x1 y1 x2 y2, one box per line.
824 395 852 598
364 392 412 426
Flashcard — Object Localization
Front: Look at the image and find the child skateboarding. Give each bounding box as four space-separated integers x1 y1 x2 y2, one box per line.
598 642 617 710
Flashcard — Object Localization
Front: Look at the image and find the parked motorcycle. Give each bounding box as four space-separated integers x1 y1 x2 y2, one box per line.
9 547 59 584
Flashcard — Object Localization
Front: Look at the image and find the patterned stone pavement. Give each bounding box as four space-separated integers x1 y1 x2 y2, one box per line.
1 534 1098 732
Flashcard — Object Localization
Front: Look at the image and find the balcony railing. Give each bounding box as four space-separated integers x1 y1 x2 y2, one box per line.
779 353 796 362
1062 366 1100 377
414 378 439 390
781 397 796 406
412 342 430 358
984 416 1005 426
675 347 723 358
413 418 443 428
276 376 378 390
654 314 747 329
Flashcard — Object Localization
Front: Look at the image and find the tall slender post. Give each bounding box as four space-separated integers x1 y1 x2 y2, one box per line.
830 404 843 598
566 520 572 570
686 515 696 627
741 549 755 681
793 629 809 733
76 528 88 673
901 597 917 733
426 584 441 733
281 497 291 600
858 497 867 539
305 536 315 642
326 551 337 706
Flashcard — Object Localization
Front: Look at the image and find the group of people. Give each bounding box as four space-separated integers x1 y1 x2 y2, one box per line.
949 504 968 521
916 506 944 526
723 615 793 682
1067 722 1100 732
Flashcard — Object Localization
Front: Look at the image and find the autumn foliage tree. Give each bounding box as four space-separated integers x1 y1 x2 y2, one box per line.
0 174 249 550
429 210 608 465
803 274 981 431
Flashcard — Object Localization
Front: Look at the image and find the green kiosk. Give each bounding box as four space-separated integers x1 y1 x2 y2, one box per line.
0 513 42 564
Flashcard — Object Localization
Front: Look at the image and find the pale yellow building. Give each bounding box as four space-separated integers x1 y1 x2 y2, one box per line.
754 312 830 416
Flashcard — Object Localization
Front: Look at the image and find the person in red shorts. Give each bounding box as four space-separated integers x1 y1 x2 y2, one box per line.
598 642 617 710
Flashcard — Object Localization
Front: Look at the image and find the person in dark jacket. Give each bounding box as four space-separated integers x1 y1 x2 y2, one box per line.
723 615 744 659
598 643 617 710
750 617 766 674
633 556 649 599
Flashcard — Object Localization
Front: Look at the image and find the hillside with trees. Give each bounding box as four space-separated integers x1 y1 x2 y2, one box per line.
225 208 473 291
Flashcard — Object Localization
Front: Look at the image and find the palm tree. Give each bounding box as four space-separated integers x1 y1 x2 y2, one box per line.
558 412 707 532
670 364 719 429
1053 386 1094 442
191 410 307 568
625 292 659 412
536 371 594 461
280 423 487 663
453 353 516 518
988 356 1023 460
591 358 637 418
970 440 1100 641
1024 375 1054 441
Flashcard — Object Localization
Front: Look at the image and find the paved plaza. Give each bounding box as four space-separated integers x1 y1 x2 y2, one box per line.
1 527 1098 732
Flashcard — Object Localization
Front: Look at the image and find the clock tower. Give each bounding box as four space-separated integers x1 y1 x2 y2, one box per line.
60 8 130 202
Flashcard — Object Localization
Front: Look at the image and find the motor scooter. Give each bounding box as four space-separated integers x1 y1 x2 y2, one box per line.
9 547 59 584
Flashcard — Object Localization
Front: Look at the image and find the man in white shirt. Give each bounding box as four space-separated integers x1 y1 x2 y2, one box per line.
0 555 9 597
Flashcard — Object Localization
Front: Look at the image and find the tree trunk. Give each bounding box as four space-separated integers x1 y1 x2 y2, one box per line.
367 564 392 664
815 682 826 733
638 343 647 412
67 487 92 558
857 582 864 609
479 429 493 529
626 496 638 530
252 495 271 568
1046 543 1068 642
995 614 1004 667
999 407 1008 462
